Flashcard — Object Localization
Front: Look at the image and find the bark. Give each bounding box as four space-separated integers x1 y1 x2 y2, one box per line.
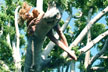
14 6 21 72
79 30 108 53
87 37 108 72
23 1 108 71
24 2 62 72
36 0 43 11
84 50 90 68
84 8 93 68
61 6 108 58
24 37 33 72
41 7 108 69
70 61 75 72
69 6 108 49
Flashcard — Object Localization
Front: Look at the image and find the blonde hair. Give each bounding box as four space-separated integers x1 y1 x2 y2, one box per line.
19 2 32 20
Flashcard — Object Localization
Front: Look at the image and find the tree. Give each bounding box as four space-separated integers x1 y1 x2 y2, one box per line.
0 0 24 72
0 0 108 72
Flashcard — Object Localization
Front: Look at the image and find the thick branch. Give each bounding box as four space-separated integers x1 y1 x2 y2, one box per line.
61 30 108 59
60 7 108 58
33 6 61 39
36 0 43 11
87 37 108 71
15 6 20 50
69 6 108 49
24 37 33 72
84 8 93 68
79 31 108 53
14 6 21 72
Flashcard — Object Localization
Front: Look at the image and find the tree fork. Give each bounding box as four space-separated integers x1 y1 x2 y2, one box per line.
24 2 62 72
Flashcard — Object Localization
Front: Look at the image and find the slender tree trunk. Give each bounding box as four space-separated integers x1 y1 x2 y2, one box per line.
70 61 75 72
24 36 33 72
24 36 44 72
33 36 44 72
65 62 70 72
36 0 43 11
87 38 108 72
14 6 21 72
62 66 64 72
84 50 90 68
57 67 61 72
84 8 93 69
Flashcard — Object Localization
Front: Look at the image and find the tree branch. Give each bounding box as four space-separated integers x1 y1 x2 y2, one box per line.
36 0 43 11
79 31 108 53
69 6 108 49
87 37 108 71
91 67 104 71
61 14 72 31
84 8 93 68
60 6 108 59
14 6 21 72
15 6 20 50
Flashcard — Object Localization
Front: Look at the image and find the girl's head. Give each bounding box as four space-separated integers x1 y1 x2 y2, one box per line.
19 2 32 20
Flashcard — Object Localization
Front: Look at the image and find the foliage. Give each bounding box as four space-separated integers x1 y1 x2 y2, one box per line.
0 0 108 72
91 23 106 40
0 0 26 71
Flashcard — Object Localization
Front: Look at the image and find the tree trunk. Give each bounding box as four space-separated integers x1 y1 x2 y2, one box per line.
14 6 21 72
84 8 93 69
33 36 44 72
70 61 75 72
24 37 33 72
24 2 62 71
